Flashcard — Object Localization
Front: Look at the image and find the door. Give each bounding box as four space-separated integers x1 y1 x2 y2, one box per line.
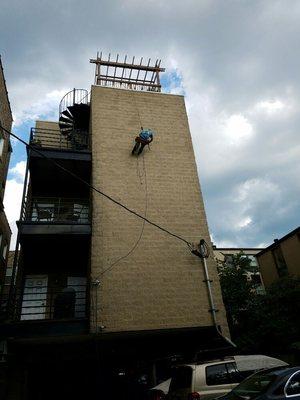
67 277 87 318
21 275 48 320
200 363 236 399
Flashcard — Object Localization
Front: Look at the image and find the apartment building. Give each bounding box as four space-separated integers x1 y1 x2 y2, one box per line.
0 56 12 316
213 246 265 294
257 227 300 287
2 56 230 399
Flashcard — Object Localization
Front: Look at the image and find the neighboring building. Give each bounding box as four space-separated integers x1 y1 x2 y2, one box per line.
2 56 230 398
0 56 12 312
213 246 265 294
0 251 14 316
256 227 300 287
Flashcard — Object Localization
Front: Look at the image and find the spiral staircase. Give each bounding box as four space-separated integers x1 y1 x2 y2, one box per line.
59 89 90 149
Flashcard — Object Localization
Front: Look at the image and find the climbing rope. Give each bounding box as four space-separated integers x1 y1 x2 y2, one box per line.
97 153 148 278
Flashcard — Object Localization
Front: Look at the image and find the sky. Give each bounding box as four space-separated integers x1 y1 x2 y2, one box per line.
1 0 299 250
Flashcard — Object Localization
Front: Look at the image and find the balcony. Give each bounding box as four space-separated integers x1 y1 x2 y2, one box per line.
30 127 90 152
18 279 87 321
28 128 91 195
18 197 91 236
3 276 89 337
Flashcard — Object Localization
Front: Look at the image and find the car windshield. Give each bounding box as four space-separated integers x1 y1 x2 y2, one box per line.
232 371 276 399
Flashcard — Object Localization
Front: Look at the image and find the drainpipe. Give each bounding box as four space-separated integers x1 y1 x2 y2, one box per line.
192 239 236 348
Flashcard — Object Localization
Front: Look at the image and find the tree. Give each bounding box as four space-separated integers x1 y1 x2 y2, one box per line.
237 276 300 353
217 252 258 335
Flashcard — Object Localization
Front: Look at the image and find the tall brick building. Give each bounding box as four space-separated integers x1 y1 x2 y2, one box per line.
0 56 12 316
2 56 230 399
257 227 300 287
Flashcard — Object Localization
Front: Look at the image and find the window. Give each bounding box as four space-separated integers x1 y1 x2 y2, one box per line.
0 134 4 158
272 246 288 277
224 255 233 266
232 371 276 399
206 364 231 386
226 362 243 383
2 242 8 260
247 255 258 267
285 371 300 397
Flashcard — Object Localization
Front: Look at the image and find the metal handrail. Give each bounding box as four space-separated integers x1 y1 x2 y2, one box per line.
30 127 90 151
59 88 89 118
14 284 87 320
21 197 90 223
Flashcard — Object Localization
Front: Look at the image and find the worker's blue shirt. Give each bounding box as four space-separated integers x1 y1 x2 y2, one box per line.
139 129 153 141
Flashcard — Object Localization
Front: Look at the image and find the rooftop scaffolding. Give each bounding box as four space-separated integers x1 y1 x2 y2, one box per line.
90 52 165 92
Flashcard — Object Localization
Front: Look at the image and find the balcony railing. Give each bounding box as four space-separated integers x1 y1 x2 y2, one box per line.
14 282 87 321
30 127 90 151
21 197 90 224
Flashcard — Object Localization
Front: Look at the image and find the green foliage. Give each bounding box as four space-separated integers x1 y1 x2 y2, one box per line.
217 252 258 329
218 253 300 353
236 276 300 353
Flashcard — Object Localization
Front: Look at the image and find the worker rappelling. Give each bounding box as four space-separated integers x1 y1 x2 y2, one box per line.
132 127 154 155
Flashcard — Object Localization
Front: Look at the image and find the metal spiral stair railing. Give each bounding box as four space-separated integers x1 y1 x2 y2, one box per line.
59 89 90 137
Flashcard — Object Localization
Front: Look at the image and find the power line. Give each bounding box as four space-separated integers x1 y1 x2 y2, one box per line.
1 125 193 249
99 155 148 277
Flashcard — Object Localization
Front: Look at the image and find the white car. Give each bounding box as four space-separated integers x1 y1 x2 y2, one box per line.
166 355 287 400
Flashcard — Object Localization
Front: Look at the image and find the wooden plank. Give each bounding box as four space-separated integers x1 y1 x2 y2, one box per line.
90 58 165 72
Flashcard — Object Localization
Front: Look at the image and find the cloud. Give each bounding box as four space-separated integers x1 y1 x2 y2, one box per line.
13 89 68 127
1 0 300 248
223 114 254 146
4 177 24 250
8 160 26 182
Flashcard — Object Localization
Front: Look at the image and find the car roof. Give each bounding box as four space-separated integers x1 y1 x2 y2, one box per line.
255 366 300 377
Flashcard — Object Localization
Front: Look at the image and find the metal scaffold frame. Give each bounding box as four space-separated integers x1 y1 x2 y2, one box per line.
90 52 165 92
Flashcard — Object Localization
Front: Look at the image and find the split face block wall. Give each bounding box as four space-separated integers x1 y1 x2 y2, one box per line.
90 86 228 334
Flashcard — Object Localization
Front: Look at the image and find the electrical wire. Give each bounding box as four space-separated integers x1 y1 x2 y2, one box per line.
1 125 193 249
98 154 148 277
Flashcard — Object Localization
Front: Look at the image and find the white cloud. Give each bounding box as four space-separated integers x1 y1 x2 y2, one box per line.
4 178 24 250
9 160 26 182
235 178 279 204
1 0 300 248
257 100 285 113
12 89 68 127
236 216 252 230
223 114 254 146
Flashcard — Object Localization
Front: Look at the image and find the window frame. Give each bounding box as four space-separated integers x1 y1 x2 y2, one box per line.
205 363 233 386
2 240 8 261
284 371 300 398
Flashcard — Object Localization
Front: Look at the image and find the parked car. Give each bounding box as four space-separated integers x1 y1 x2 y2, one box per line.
147 379 171 399
166 355 288 400
217 366 300 400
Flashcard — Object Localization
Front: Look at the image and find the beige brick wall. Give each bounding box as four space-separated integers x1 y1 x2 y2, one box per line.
0 60 12 132
0 59 13 201
90 86 228 335
281 234 300 277
35 120 70 149
259 233 300 287
0 59 12 285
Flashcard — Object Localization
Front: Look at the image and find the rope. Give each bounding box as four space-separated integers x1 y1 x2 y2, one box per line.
1 125 192 249
98 154 148 277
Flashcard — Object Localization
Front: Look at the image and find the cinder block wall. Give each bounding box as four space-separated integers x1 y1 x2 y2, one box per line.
90 86 228 334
